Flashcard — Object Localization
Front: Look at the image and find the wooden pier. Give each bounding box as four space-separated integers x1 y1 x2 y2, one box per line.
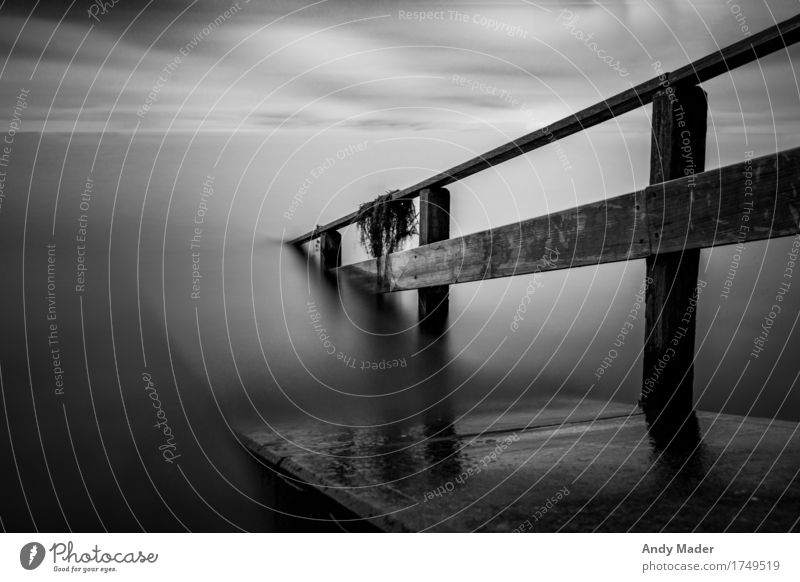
239 396 800 532
243 16 800 531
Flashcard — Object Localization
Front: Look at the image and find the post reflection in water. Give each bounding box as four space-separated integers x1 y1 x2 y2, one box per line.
417 330 464 490
646 411 710 483
299 256 464 491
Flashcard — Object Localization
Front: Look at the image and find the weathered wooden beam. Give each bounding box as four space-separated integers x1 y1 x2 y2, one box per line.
418 188 450 330
641 85 707 420
334 146 800 292
288 14 800 246
646 147 800 252
337 189 650 292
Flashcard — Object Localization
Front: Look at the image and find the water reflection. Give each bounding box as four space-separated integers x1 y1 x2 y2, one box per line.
418 332 463 486
646 410 710 481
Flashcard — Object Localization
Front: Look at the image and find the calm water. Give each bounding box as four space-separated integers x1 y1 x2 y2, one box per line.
1 132 798 531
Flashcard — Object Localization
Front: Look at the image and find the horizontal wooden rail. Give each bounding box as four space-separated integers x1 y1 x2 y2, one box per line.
335 147 800 292
289 14 800 246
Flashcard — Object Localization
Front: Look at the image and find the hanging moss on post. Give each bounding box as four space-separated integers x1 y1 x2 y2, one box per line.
356 190 418 259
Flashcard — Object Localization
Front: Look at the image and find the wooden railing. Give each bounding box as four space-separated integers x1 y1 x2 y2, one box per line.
289 15 800 247
334 148 800 291
291 15 800 426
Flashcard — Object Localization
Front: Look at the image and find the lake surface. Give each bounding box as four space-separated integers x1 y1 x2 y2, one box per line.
1 132 798 531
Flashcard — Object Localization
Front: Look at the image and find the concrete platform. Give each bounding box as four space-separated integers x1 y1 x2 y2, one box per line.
237 397 800 532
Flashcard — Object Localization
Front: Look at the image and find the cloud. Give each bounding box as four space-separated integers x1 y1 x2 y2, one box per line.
0 0 798 135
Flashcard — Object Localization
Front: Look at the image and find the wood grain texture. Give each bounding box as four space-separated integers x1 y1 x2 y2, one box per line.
337 190 650 293
647 146 800 254
334 146 800 293
642 85 707 418
289 15 800 246
418 188 450 329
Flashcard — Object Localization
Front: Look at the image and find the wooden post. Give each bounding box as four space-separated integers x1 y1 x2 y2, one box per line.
641 84 707 423
418 187 450 330
319 230 341 278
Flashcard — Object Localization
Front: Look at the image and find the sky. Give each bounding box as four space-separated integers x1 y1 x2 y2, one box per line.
2 1 799 233
0 0 798 136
